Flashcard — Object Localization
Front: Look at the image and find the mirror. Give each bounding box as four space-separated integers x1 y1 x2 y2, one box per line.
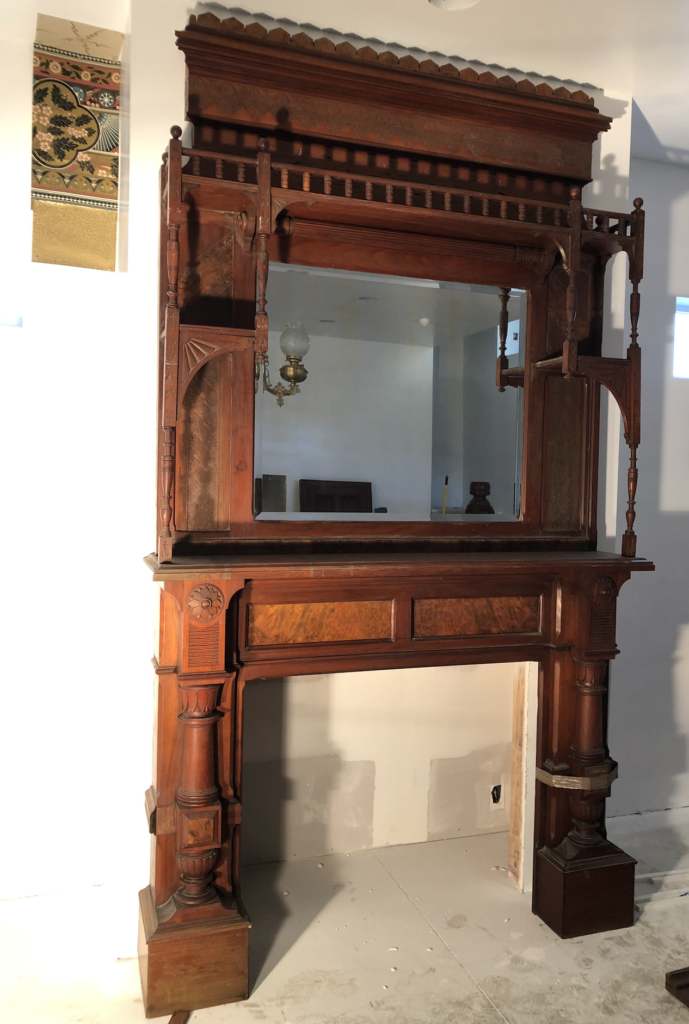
254 263 526 522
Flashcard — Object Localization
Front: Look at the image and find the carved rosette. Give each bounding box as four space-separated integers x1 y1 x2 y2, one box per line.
186 584 225 623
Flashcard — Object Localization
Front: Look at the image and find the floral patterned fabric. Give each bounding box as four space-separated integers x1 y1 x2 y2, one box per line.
32 41 121 212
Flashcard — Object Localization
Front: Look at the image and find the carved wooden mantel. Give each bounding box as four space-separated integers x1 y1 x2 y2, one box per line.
139 15 653 1018
140 551 652 1016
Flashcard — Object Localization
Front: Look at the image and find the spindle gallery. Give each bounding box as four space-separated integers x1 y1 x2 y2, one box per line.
138 14 653 1017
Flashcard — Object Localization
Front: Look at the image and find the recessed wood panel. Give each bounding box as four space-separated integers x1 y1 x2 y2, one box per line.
413 595 540 638
247 600 393 646
543 375 585 532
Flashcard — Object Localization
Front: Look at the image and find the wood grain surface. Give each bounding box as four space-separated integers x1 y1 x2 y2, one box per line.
247 600 393 645
413 595 540 637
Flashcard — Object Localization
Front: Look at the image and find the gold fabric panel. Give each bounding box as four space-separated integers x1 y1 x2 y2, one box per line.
31 200 117 272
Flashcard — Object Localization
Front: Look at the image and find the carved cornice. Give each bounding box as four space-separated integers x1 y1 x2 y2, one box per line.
185 14 595 108
177 17 610 182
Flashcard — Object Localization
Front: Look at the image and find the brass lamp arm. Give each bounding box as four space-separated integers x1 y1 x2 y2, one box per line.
256 354 301 407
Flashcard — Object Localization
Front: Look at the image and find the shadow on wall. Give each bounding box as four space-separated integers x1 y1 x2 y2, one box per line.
607 135 689 868
240 676 373 989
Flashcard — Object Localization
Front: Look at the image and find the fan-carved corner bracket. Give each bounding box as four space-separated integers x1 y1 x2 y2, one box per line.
178 336 222 410
177 327 256 413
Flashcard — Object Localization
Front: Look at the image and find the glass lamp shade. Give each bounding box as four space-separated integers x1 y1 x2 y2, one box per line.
279 324 310 359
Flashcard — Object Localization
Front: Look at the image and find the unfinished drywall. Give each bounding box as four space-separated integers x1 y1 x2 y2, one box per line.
242 663 518 864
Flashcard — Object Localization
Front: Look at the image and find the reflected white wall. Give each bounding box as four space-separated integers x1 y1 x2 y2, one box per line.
259 333 434 516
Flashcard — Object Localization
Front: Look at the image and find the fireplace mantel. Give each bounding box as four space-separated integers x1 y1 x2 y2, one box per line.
140 549 652 1015
139 15 652 1017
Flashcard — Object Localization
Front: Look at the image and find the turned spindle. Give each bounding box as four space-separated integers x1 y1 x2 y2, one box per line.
496 287 510 391
254 138 271 356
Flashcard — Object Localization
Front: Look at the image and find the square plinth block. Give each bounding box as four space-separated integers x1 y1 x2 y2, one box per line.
534 843 636 939
667 967 689 1008
138 888 250 1018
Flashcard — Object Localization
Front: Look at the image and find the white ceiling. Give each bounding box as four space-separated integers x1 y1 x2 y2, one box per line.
269 263 519 346
198 1 689 160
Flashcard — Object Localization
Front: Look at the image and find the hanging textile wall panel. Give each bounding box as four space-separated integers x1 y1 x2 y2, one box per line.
31 15 124 271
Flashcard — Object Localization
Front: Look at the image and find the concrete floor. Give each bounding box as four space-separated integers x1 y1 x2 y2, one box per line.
3 809 689 1023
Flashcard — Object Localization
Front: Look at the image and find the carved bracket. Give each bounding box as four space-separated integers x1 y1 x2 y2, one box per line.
176 326 256 415
233 210 256 254
533 199 644 557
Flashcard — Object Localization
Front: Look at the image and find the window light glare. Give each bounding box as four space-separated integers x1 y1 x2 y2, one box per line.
673 298 689 378
0 310 22 327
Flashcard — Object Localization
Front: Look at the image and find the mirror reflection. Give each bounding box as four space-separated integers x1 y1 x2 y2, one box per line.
254 263 526 521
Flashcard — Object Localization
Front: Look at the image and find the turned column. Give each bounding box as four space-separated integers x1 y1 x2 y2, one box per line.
175 677 223 905
565 659 613 848
173 582 228 908
534 574 636 938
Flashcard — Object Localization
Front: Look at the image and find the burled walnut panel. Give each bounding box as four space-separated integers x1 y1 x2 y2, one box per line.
247 601 393 646
181 359 221 530
413 596 541 638
542 374 585 532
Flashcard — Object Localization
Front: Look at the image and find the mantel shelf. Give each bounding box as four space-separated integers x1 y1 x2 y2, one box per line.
144 549 654 581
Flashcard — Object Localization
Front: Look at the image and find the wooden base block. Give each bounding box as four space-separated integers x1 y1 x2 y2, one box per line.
138 888 250 1018
534 841 636 939
667 967 689 1008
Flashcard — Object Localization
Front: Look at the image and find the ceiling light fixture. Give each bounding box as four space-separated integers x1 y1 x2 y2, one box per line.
428 0 482 9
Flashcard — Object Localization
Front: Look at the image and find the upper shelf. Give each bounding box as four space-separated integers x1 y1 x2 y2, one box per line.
178 146 637 258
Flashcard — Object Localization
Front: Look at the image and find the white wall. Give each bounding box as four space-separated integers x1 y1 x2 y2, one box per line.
242 664 516 864
462 326 521 516
0 0 150 912
607 157 689 816
431 336 464 509
259 333 433 516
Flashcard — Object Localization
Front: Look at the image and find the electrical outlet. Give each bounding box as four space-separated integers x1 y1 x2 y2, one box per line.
490 777 506 810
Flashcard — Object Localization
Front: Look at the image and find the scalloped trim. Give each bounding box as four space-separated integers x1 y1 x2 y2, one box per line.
186 13 595 107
